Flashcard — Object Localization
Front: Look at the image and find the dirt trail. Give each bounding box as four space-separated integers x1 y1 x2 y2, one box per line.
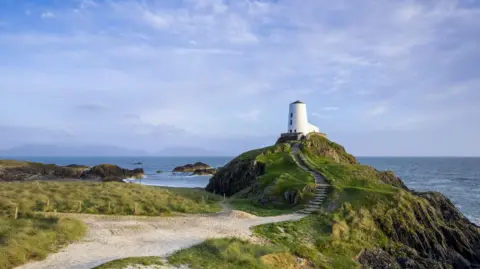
16 209 305 269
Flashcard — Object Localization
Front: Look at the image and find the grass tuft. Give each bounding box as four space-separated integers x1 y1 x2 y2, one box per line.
169 238 289 269
92 256 164 269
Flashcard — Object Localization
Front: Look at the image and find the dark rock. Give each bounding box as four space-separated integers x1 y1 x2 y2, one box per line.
192 168 217 176
358 248 402 269
156 170 163 174
206 159 265 196
0 160 85 181
81 164 144 182
284 189 300 205
173 162 212 173
65 164 90 169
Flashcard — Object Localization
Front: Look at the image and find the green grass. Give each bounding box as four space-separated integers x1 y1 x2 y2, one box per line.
0 215 87 269
0 181 223 217
92 256 163 269
169 238 291 269
228 199 299 216
253 187 396 269
227 143 315 213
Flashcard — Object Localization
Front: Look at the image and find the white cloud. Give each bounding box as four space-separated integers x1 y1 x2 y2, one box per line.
323 107 339 111
311 112 331 119
238 110 261 121
80 0 97 9
367 106 388 116
41 12 55 18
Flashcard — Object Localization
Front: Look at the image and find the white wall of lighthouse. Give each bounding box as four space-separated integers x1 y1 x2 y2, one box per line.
287 101 319 135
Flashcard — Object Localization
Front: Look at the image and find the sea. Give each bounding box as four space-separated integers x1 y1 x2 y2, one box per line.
2 156 479 225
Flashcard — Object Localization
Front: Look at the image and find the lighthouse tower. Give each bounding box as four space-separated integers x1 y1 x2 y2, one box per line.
287 101 319 135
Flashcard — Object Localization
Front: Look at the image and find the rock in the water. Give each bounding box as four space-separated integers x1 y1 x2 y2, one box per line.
65 164 90 169
173 162 212 173
156 170 163 174
81 164 144 182
192 168 217 176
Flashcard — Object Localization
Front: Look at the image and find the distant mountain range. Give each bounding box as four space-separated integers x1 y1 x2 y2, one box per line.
0 145 229 157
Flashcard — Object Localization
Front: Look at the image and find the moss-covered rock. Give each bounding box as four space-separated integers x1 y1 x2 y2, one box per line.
81 164 144 182
206 159 265 196
192 168 217 176
0 160 85 181
173 162 212 173
0 160 143 182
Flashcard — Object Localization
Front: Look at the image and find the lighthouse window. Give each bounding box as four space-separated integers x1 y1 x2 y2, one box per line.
290 113 293 118
290 120 292 125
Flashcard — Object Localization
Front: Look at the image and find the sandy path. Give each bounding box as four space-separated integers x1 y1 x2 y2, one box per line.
17 209 305 269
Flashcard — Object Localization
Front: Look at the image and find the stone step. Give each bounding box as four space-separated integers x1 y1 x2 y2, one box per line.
297 211 311 214
309 202 322 206
314 195 326 198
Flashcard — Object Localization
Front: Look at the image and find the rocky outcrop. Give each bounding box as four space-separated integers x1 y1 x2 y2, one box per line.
206 159 265 196
173 162 212 173
0 160 85 181
358 189 480 268
0 160 143 182
376 171 409 190
301 135 358 165
81 164 144 182
192 168 217 176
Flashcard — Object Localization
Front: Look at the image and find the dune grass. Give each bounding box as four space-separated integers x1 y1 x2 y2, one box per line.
92 256 164 269
169 238 291 269
0 215 87 269
0 181 223 269
0 181 223 217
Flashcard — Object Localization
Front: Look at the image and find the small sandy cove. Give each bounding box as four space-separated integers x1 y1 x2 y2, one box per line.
16 207 305 269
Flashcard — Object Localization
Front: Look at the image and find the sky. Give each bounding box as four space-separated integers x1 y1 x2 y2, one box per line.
0 0 479 156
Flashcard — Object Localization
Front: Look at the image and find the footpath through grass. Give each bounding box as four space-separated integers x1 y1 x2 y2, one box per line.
0 181 223 269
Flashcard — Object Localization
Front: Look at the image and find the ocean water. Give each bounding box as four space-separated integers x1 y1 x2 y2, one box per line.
3 156 231 188
2 156 479 224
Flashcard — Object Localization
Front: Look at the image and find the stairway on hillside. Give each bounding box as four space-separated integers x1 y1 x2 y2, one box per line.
291 143 330 214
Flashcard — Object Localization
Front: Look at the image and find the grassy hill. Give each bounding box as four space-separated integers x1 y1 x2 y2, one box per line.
196 135 480 268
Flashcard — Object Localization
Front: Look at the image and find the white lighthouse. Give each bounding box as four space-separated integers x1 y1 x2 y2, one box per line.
287 101 319 135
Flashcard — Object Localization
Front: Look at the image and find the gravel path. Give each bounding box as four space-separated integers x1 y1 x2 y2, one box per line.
16 209 305 269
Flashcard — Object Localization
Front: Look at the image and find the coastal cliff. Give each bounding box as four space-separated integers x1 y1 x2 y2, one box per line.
206 135 480 268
